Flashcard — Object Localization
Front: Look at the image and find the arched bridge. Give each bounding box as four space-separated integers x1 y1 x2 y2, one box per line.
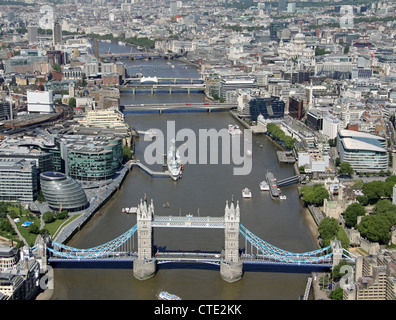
45 198 357 283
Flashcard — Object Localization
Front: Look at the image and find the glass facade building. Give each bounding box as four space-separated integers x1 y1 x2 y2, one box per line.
64 136 123 181
0 159 38 202
40 172 88 211
248 97 285 122
337 130 388 172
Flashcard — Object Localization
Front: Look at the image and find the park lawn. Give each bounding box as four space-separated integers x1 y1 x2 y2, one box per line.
45 214 80 238
15 216 41 247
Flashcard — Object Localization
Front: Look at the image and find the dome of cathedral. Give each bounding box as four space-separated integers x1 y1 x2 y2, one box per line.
294 32 306 41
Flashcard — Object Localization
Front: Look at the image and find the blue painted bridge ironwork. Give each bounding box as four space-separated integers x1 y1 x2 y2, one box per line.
46 222 356 271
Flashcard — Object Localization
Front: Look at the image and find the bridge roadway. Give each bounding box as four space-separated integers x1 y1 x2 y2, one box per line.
48 250 333 269
99 52 173 59
123 77 205 85
122 102 237 112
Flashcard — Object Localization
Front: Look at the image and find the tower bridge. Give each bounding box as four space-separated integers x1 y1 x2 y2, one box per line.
43 197 357 283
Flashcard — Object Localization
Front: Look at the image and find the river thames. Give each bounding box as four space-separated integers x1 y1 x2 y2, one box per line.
49 42 319 300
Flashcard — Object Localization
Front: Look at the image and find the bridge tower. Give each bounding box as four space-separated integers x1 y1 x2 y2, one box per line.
331 238 343 269
133 197 157 280
220 199 243 283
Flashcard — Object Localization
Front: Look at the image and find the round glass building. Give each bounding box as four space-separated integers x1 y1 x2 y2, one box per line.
40 172 88 211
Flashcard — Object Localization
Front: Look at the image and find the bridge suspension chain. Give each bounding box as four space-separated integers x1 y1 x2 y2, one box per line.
240 224 332 264
48 225 137 259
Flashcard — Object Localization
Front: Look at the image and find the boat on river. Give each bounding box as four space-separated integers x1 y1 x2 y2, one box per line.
159 291 182 300
167 141 182 181
259 181 269 191
242 188 252 198
228 124 243 135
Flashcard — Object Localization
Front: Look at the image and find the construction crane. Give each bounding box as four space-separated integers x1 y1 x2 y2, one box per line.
37 72 48 91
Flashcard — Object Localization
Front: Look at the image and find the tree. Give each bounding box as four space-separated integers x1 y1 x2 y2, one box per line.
374 199 396 215
362 180 385 203
68 97 76 108
358 214 392 244
52 64 62 71
27 223 39 234
123 145 132 163
43 211 56 224
300 184 330 206
318 217 339 247
330 287 344 300
338 162 354 176
356 195 369 206
343 202 366 228
57 210 68 220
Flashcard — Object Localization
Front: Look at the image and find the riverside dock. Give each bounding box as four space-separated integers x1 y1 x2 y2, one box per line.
266 172 279 200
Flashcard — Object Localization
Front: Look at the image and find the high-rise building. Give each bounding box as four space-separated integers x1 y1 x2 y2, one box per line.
170 1 177 16
27 26 38 44
288 97 304 120
278 0 287 12
53 21 62 46
270 21 289 41
93 38 99 58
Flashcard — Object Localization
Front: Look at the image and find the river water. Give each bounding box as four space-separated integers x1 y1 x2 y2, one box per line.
49 41 318 300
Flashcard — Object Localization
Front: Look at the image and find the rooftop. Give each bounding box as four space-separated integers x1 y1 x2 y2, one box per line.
341 137 387 153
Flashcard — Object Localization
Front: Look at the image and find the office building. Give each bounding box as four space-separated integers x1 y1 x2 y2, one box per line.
219 78 257 100
53 21 62 46
306 110 323 131
40 172 88 211
0 102 11 121
287 2 296 13
0 246 42 300
322 115 340 140
0 146 53 173
27 26 38 44
0 159 38 202
337 129 388 172
288 97 304 120
278 0 287 11
27 90 55 114
270 21 289 41
344 253 396 300
0 246 19 272
248 97 285 122
56 135 123 181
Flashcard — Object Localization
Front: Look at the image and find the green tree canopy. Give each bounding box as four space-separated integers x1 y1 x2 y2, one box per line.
300 184 330 206
358 214 393 244
343 202 366 228
266 123 297 150
318 217 339 247
362 180 385 203
338 162 354 176
68 97 76 108
43 211 56 224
